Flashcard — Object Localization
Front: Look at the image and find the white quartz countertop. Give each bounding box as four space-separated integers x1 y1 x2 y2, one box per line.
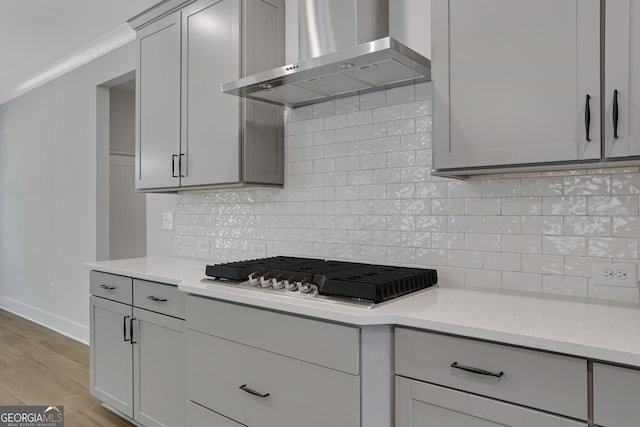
85 256 640 367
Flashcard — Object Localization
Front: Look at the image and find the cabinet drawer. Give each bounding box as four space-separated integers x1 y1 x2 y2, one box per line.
133 279 185 319
593 363 640 427
90 271 132 305
186 330 360 427
186 401 244 427
186 295 359 374
395 327 587 420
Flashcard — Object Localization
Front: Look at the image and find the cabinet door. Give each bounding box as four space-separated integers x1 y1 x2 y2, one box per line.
89 296 133 418
242 0 285 185
133 308 186 427
136 12 181 190
396 376 587 427
432 0 601 170
181 0 241 187
593 362 640 427
604 0 640 157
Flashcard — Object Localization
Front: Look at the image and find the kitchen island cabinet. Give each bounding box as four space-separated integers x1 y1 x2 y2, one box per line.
132 0 285 191
90 271 186 427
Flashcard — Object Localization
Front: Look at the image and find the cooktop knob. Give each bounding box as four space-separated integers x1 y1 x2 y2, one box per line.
284 276 298 291
299 278 313 294
248 272 260 286
260 273 272 288
272 274 285 289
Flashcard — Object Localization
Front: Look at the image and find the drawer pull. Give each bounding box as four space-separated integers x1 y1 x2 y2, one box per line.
147 296 168 302
99 284 116 290
451 361 504 378
239 384 270 398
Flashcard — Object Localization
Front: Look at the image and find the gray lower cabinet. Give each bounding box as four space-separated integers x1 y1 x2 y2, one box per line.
395 327 588 427
90 271 186 427
593 362 640 427
133 0 285 191
396 377 587 427
185 295 361 427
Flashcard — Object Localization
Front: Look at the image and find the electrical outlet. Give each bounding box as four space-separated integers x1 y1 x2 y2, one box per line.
50 283 56 297
251 243 267 258
197 237 210 253
162 212 174 230
592 262 638 287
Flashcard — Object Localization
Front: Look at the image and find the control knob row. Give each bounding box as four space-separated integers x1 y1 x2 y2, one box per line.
247 272 314 293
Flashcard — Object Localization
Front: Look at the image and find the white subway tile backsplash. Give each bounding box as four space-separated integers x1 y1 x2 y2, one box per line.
542 197 587 215
501 197 541 215
502 235 541 254
564 175 611 195
176 83 640 304
520 177 563 196
542 236 587 256
501 272 542 293
543 275 588 297
465 198 501 215
588 195 639 216
564 216 611 236
587 237 639 259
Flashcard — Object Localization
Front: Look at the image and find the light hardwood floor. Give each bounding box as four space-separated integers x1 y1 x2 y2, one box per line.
0 309 134 426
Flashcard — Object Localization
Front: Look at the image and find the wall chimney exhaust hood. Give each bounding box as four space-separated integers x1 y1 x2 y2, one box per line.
220 0 431 108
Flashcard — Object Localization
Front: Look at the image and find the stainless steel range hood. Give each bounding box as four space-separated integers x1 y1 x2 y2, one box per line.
221 0 431 108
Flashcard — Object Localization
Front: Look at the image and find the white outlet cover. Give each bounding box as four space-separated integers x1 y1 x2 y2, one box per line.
251 243 267 258
162 212 174 230
197 237 210 253
592 261 638 288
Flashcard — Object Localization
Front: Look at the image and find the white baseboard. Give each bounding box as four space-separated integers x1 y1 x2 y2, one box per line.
0 295 89 345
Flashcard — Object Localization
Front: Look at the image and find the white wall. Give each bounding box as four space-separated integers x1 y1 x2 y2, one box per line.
109 87 136 154
0 43 136 343
146 194 176 257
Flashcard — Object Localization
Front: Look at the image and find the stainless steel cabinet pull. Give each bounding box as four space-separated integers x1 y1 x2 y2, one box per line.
451 361 504 378
172 154 178 178
613 89 619 139
100 284 116 290
585 94 591 142
130 318 137 344
123 316 130 342
147 296 167 302
239 384 270 398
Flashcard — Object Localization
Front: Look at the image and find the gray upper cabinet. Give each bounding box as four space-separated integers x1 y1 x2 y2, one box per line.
133 0 285 191
136 13 182 190
432 0 601 174
604 0 640 159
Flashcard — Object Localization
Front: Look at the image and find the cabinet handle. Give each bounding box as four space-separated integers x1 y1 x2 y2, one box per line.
172 155 178 178
613 89 619 139
147 295 167 302
99 284 116 290
123 316 130 342
585 94 591 142
451 361 504 378
239 384 270 398
130 318 137 344
179 153 186 177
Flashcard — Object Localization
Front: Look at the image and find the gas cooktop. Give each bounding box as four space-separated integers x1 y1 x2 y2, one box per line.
205 256 438 304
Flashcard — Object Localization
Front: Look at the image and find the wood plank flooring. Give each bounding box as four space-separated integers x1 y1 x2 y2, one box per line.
0 309 134 426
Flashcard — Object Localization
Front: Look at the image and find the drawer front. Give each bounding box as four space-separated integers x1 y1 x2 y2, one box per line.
187 401 244 427
90 271 132 305
187 330 360 427
593 363 640 427
395 327 587 420
186 295 359 374
133 279 185 319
